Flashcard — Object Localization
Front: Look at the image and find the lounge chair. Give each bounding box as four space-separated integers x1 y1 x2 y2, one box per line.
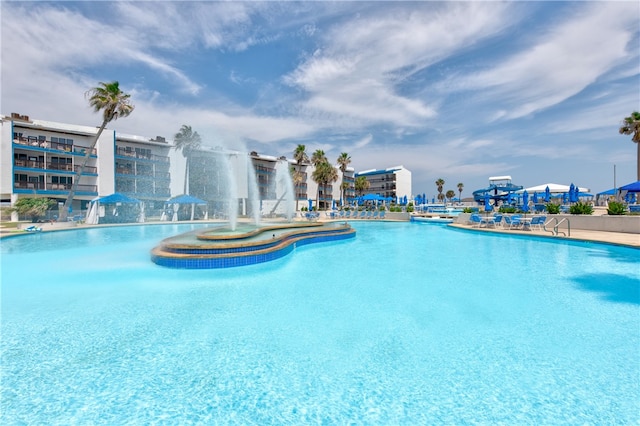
359 211 366 219
469 214 483 228
504 215 522 229
492 214 503 227
530 215 546 231
379 211 386 219
372 211 379 219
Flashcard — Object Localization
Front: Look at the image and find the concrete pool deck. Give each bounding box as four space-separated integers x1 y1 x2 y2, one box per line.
2 214 639 248
447 222 640 248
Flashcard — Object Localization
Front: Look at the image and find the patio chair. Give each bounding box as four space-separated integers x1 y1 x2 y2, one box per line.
379 211 386 219
469 214 483 228
530 215 546 231
503 215 521 229
359 211 367 219
372 211 379 219
492 214 503 227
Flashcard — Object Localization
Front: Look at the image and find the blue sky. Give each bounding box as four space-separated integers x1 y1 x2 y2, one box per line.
2 1 638 197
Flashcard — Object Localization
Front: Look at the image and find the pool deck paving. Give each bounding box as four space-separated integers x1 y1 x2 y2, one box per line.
447 222 640 248
1 216 638 248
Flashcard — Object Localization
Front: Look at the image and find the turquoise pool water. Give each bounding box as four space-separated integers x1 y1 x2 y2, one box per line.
1 222 638 424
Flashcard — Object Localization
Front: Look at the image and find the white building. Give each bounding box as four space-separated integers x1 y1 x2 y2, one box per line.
355 166 412 202
1 112 401 220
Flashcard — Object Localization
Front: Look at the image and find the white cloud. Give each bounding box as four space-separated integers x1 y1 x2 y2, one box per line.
460 2 639 119
284 2 514 128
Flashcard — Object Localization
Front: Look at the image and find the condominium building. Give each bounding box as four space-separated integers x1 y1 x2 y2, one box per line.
1 113 361 220
355 166 412 202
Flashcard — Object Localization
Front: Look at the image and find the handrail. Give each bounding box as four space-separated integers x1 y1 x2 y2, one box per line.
555 218 570 237
544 217 570 236
542 218 556 235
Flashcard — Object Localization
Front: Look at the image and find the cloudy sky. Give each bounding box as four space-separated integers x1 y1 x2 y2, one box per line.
2 1 638 197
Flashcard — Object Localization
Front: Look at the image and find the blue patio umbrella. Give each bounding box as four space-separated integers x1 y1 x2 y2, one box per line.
308 199 313 211
562 193 568 204
625 192 637 203
532 192 538 203
522 190 529 213
569 183 577 203
544 186 551 203
422 193 426 204
483 193 492 212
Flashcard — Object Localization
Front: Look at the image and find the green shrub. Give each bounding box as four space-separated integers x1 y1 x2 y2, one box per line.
499 206 517 213
462 207 474 213
607 201 627 215
546 203 560 214
569 201 594 215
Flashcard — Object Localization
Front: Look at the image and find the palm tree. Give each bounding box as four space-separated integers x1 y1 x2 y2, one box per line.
355 176 370 196
619 111 640 180
311 161 337 210
310 149 328 210
446 190 455 202
174 125 202 194
293 144 309 211
311 149 326 167
457 183 464 203
336 152 351 206
60 81 134 221
435 178 445 202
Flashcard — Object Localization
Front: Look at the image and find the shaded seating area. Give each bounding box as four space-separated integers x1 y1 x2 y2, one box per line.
162 194 208 221
85 193 143 225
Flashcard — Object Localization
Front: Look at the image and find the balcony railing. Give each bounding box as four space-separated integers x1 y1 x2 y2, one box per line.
13 182 97 192
14 137 96 155
115 147 170 163
13 159 97 174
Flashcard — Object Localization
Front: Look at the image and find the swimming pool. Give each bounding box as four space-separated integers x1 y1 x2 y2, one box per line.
1 222 638 424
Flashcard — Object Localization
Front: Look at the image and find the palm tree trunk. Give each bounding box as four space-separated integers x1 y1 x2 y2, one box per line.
637 141 640 181
59 120 108 221
183 156 189 194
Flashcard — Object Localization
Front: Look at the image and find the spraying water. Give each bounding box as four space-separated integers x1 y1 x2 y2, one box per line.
218 154 238 230
246 155 261 226
267 160 295 221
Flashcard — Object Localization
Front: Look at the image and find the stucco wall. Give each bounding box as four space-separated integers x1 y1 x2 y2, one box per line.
455 213 640 234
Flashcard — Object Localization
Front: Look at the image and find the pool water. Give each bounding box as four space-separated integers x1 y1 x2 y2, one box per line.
1 222 638 424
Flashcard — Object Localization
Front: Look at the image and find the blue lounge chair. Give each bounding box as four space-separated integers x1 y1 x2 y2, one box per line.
372 211 379 219
359 211 366 219
504 215 522 229
530 215 546 231
469 214 483 228
379 211 386 219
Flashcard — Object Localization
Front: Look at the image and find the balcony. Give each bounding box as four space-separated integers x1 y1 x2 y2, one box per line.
14 136 96 155
13 159 97 174
115 147 169 163
13 182 97 193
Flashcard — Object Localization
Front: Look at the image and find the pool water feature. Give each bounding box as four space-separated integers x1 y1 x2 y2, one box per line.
151 221 355 268
1 222 638 424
